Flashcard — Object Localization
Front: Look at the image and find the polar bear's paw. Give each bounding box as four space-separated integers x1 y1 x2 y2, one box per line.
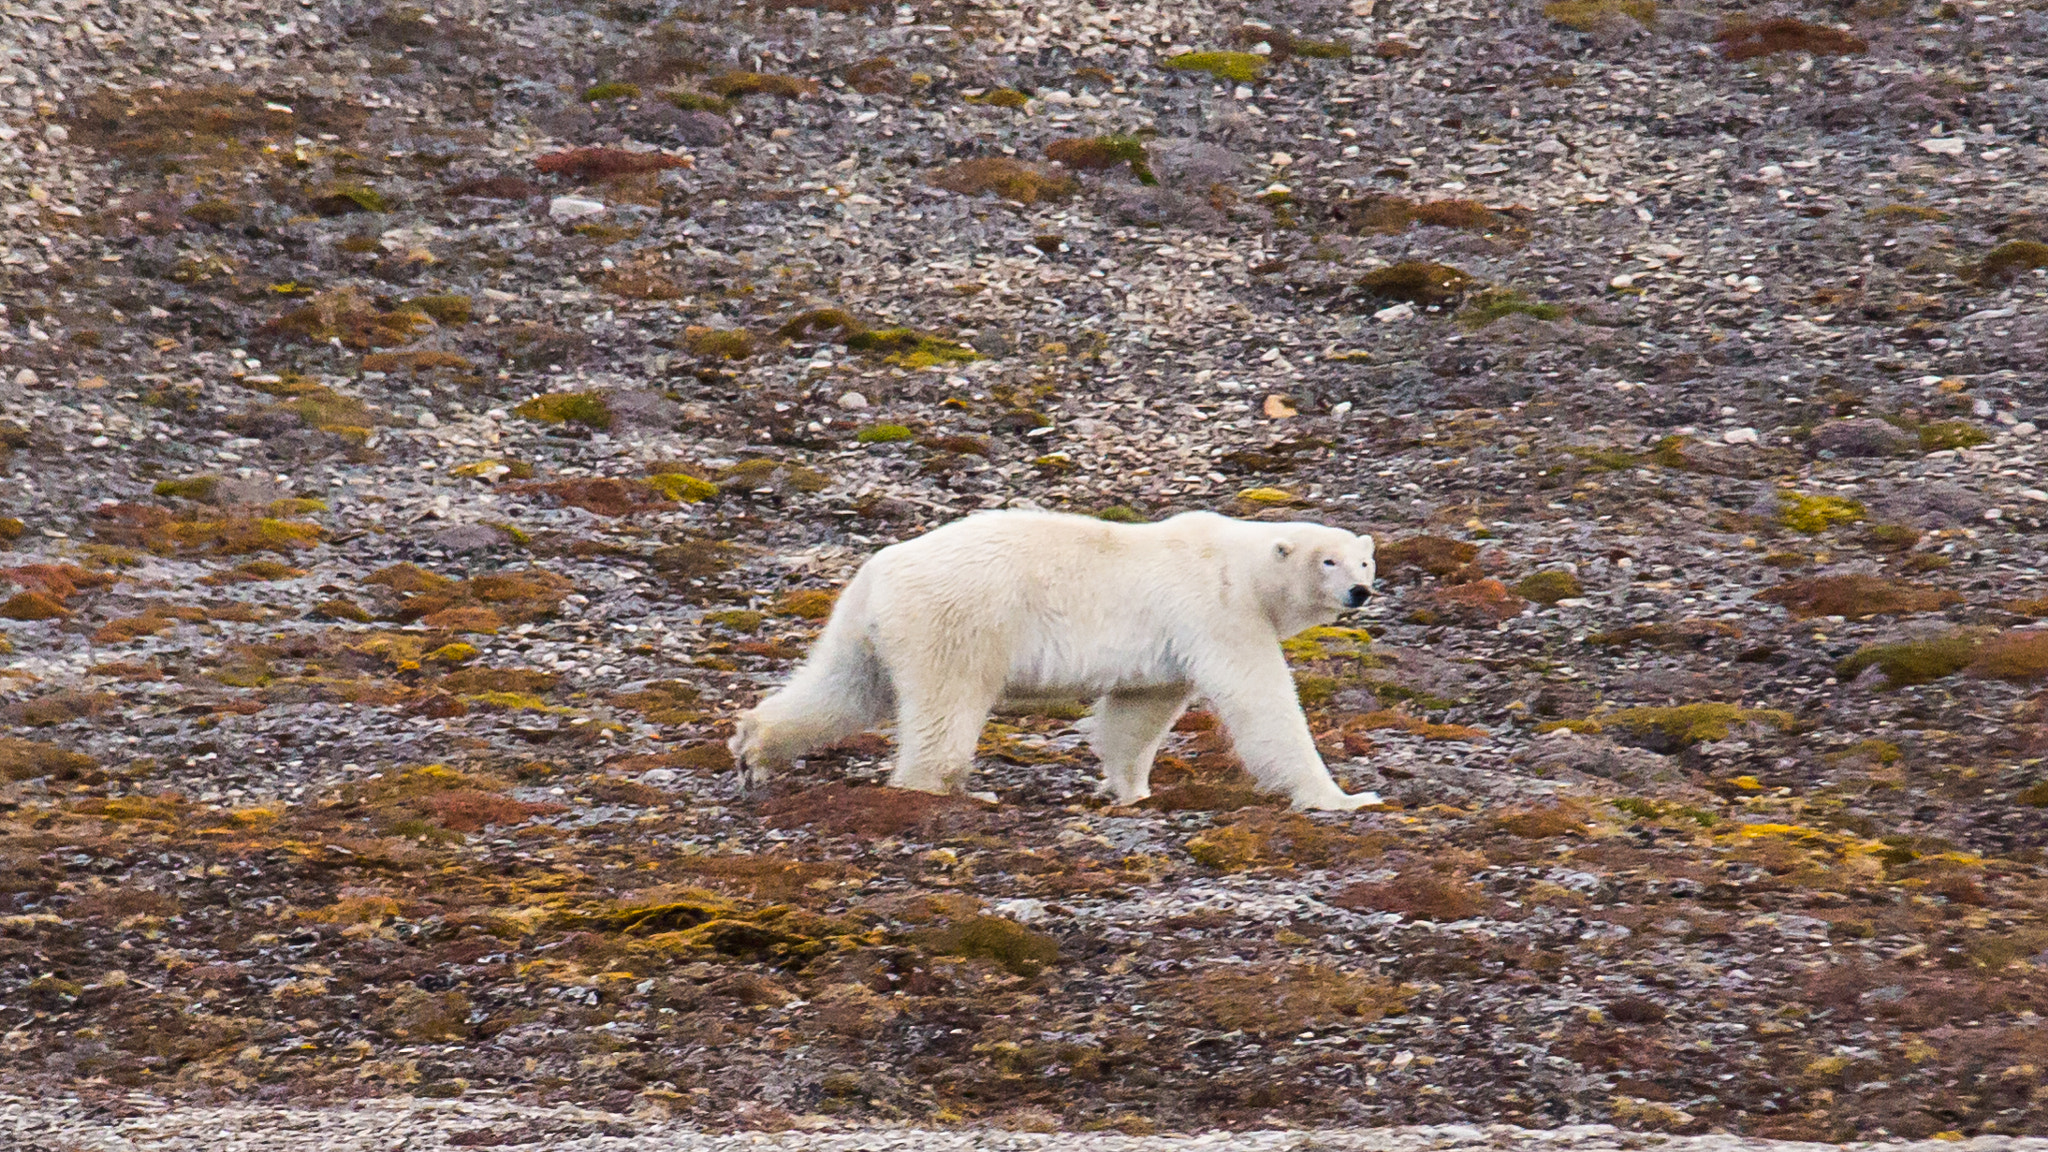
1294 788 1381 812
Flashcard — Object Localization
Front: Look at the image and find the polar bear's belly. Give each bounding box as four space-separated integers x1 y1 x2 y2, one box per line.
1000 623 1186 698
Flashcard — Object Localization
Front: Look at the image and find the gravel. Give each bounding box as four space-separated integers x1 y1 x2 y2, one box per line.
10 1095 2048 1152
3 0 2048 1141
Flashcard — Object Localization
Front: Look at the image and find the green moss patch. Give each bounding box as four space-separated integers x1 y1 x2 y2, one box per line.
1777 491 1866 533
1836 632 1983 688
1164 51 1269 84
1457 288 1564 329
514 392 612 430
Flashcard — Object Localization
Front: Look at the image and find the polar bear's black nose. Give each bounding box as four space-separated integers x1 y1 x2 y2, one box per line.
1346 585 1372 607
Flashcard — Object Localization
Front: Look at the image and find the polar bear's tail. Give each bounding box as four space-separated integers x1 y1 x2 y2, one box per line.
728 573 891 789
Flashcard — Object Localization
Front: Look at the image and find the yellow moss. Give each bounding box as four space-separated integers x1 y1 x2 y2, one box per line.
704 609 766 631
267 497 328 517
1294 673 1338 706
153 476 220 501
1778 491 1866 534
964 88 1031 108
514 392 612 429
918 915 1061 976
1600 704 1795 746
681 327 753 360
1837 632 1982 688
450 459 534 481
461 690 572 713
427 642 479 664
1237 486 1299 505
158 518 324 556
644 472 721 502
1282 625 1373 661
1544 0 1657 30
1164 51 1268 83
776 589 836 619
1514 569 1583 604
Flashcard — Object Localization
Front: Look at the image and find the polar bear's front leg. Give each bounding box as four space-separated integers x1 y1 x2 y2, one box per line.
1193 647 1374 811
1087 684 1192 805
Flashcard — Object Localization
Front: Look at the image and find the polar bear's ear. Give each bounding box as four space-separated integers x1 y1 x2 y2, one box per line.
1273 541 1294 560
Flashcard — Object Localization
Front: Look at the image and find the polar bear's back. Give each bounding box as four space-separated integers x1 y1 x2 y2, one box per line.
850 510 1251 695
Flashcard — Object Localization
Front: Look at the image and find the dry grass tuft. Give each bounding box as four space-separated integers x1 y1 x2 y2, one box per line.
364 564 573 626
1980 240 2048 285
1330 870 1488 919
263 290 432 350
918 916 1061 976
1597 704 1795 750
1491 799 1592 838
518 477 673 518
1045 135 1155 183
1757 574 1959 620
1377 535 1480 580
1349 710 1488 742
761 783 992 839
683 326 754 359
1837 632 1982 688
1413 579 1525 627
534 148 689 179
1185 810 1387 872
1588 620 1743 650
1968 631 2048 682
1340 196 1500 234
0 737 97 781
1357 261 1477 306
1715 18 1867 60
928 158 1077 204
704 72 819 98
1169 964 1410 1035
1544 0 1657 30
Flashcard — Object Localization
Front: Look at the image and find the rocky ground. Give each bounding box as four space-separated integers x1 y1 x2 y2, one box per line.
3 0 2048 1142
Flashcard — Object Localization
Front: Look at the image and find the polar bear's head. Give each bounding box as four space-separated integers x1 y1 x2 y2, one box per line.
1266 524 1376 634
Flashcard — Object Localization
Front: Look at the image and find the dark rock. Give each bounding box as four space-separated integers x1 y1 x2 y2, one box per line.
1809 417 1914 458
604 390 682 430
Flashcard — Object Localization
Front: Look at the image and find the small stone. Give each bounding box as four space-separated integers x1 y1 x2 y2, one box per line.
43 124 68 144
836 391 869 410
1809 417 1914 458
417 411 439 428
548 196 608 221
1262 394 1298 419
430 524 510 552
1609 273 1635 289
1373 302 1414 323
12 369 36 387
640 768 679 786
1918 136 1967 155
1721 427 1759 445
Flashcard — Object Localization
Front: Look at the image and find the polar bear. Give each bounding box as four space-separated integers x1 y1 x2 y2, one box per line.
728 509 1380 811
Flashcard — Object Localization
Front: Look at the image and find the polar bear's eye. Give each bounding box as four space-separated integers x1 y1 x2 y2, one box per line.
1322 558 1337 567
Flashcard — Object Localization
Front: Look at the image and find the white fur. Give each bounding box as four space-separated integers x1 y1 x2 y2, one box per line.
728 510 1380 810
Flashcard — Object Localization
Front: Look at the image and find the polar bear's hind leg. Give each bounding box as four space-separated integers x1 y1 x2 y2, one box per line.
889 676 1002 795
729 595 891 791
1087 684 1192 804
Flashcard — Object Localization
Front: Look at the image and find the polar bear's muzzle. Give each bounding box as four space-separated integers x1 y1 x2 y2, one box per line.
1345 584 1372 608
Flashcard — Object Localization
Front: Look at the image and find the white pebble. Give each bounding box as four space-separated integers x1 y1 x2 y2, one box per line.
547 196 607 221
836 391 869 410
